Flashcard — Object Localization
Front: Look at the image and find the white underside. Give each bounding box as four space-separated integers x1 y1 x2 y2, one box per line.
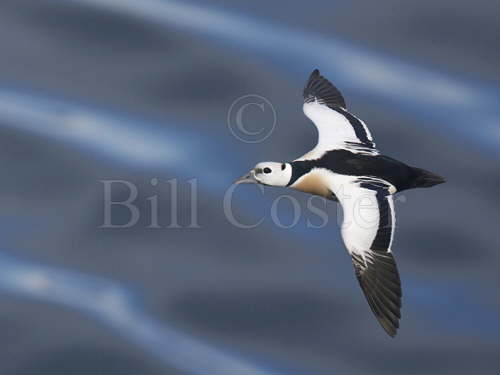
303 168 396 259
297 100 379 161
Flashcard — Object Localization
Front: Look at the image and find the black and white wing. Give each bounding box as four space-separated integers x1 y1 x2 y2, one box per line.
332 175 402 336
299 69 378 160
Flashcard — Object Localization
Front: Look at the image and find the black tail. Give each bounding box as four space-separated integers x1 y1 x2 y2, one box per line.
411 167 445 188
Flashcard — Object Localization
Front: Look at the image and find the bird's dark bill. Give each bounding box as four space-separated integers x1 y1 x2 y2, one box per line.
234 172 258 184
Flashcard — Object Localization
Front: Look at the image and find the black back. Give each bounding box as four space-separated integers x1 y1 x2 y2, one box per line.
289 150 418 191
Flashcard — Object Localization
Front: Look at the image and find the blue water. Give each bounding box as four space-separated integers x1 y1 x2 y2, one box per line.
0 1 498 374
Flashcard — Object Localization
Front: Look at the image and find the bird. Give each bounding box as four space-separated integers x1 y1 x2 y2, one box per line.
234 69 445 337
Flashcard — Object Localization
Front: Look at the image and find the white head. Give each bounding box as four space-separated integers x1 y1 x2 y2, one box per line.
235 162 292 187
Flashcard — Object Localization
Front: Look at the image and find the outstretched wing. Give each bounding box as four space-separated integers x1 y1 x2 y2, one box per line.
334 175 402 337
299 69 379 160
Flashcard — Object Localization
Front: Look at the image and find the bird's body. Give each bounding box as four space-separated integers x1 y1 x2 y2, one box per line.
289 150 442 200
235 69 444 337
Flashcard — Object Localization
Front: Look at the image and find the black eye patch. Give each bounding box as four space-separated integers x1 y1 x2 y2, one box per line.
263 167 272 174
281 163 286 170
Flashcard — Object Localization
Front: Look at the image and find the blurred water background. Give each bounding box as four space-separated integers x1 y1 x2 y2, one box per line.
0 1 499 374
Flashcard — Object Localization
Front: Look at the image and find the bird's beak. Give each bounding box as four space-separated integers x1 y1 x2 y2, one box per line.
234 170 259 184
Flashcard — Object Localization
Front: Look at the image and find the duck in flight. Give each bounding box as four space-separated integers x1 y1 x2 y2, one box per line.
235 69 445 337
